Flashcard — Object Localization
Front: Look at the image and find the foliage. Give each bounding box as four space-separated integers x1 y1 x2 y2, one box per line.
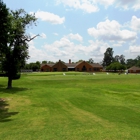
0 5 38 88
0 0 10 72
102 48 114 67
88 58 94 63
119 54 125 64
125 56 140 68
41 60 55 64
76 59 83 63
106 62 126 71
114 54 125 65
23 61 41 71
42 60 47 64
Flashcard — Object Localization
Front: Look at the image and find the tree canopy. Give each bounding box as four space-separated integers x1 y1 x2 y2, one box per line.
102 48 114 67
88 58 94 64
0 1 38 88
106 62 126 71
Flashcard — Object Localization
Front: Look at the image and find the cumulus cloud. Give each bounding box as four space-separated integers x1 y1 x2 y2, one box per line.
124 45 140 59
126 45 140 54
97 0 115 7
28 41 47 62
56 0 140 12
56 0 99 13
27 33 110 62
87 19 137 41
115 0 140 10
35 10 65 24
65 33 83 42
131 16 140 32
41 36 110 62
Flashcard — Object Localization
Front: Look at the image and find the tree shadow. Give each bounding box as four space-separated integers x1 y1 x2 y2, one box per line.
0 85 29 94
0 98 18 122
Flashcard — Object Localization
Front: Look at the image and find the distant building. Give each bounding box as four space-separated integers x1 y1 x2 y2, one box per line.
41 59 103 72
128 66 140 73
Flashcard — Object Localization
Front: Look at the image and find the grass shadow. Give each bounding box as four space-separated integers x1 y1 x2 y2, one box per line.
0 98 18 122
0 86 29 94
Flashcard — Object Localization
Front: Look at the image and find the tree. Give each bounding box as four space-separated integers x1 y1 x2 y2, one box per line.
88 58 94 64
47 61 55 64
119 54 125 65
135 55 140 60
114 54 125 65
106 62 126 72
42 60 47 64
29 63 39 71
102 48 114 67
0 0 10 73
126 59 136 68
76 59 83 63
35 61 41 68
114 55 120 62
1 7 38 88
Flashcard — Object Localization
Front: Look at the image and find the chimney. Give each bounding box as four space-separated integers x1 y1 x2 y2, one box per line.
69 59 71 64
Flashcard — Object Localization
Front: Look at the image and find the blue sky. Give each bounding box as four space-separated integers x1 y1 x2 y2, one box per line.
4 0 140 63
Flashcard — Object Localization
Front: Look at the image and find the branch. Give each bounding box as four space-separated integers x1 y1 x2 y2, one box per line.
24 34 40 42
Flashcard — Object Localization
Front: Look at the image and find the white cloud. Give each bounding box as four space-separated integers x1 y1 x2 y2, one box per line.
115 0 140 10
41 33 47 39
65 33 83 42
131 16 140 32
125 45 140 59
97 0 115 7
35 10 65 24
41 37 110 62
132 3 140 11
56 0 99 13
127 45 140 54
28 41 47 62
87 19 137 41
28 33 128 63
56 0 140 12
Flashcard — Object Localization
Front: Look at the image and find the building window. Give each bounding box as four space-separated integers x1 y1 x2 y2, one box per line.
77 68 79 71
54 68 57 71
63 68 66 71
94 68 99 71
89 68 91 71
82 65 87 71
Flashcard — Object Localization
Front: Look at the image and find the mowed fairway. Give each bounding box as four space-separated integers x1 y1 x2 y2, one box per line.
0 72 140 140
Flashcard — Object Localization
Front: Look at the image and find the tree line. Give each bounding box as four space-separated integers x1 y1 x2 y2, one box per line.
102 47 140 71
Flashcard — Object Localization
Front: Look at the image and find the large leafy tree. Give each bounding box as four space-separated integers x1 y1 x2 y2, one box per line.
0 2 38 88
102 48 114 67
106 62 126 72
0 0 10 72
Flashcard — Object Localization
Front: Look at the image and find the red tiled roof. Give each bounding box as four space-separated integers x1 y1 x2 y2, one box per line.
41 61 103 68
90 63 103 68
41 64 54 68
128 66 140 70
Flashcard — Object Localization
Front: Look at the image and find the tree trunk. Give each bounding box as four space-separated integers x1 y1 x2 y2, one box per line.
7 76 12 89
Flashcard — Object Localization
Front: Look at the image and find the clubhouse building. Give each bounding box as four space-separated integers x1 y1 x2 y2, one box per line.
41 59 103 72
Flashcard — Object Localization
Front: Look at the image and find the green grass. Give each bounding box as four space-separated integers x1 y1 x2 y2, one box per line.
0 72 140 140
